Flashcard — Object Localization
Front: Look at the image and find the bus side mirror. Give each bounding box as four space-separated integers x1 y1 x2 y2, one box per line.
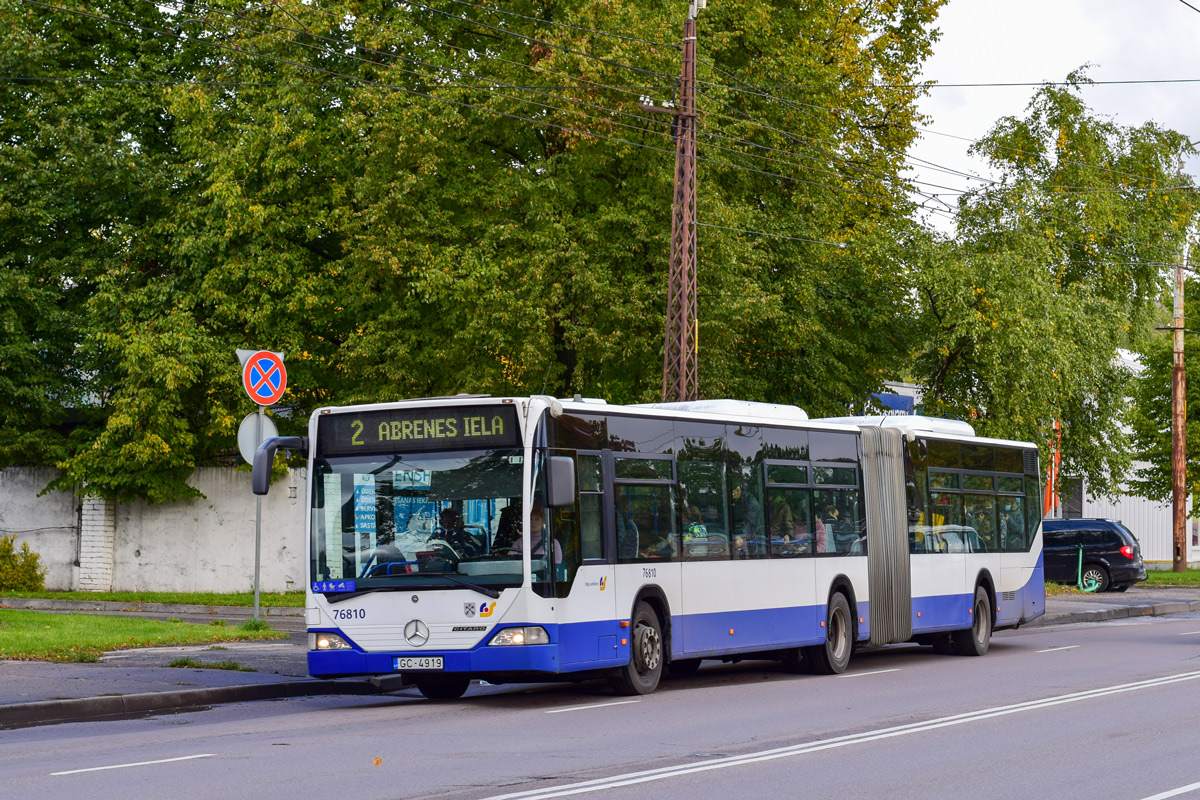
252 436 309 495
545 456 576 508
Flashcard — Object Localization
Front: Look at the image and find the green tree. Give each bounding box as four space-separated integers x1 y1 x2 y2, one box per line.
1127 274 1200 503
910 73 1196 495
4 0 943 500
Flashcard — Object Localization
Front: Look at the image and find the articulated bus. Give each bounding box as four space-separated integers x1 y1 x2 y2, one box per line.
253 396 1045 699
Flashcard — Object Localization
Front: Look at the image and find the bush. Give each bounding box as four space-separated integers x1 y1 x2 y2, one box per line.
0 534 46 592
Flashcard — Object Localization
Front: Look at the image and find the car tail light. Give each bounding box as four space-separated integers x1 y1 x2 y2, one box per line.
1120 545 1135 559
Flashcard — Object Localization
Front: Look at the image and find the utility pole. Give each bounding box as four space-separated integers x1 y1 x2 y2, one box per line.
1172 238 1190 572
660 0 703 402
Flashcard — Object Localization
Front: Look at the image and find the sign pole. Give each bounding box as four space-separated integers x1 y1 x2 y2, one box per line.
254 405 264 620
238 349 287 620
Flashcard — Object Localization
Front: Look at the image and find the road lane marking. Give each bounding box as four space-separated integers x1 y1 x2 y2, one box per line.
484 669 1200 800
1140 780 1200 799
1037 646 1081 653
1177 631 1200 636
837 669 901 679
546 700 641 714
51 754 214 776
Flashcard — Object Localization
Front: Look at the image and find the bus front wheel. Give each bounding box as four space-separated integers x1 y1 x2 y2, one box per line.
802 592 852 675
610 602 664 695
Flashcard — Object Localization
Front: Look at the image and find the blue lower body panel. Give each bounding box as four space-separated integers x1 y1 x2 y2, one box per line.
310 602 856 679
912 592 973 633
309 622 629 679
677 604 827 657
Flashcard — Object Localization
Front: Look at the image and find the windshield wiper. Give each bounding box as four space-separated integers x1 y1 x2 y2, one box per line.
439 574 501 599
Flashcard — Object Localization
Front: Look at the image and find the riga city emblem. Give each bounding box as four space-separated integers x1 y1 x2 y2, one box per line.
464 602 476 618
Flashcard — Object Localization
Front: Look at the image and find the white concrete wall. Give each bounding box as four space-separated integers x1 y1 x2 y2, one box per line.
0 467 79 590
0 466 306 593
111 467 307 593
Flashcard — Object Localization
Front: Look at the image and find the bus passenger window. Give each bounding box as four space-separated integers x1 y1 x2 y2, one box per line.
615 484 678 562
964 495 996 551
767 488 812 557
678 459 730 560
813 489 864 555
999 496 1026 551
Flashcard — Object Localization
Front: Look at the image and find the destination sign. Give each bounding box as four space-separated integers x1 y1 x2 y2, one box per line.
317 404 521 456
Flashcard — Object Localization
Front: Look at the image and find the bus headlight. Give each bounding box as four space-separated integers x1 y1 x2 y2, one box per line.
488 626 550 646
310 632 353 650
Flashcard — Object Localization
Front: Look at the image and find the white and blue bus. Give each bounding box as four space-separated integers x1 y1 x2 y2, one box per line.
253 396 1045 699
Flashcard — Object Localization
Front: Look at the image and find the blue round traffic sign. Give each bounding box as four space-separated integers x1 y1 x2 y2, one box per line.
242 351 287 406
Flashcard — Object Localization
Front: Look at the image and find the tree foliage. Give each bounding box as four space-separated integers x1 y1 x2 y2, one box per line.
909 73 1196 496
1127 276 1200 503
2 0 942 501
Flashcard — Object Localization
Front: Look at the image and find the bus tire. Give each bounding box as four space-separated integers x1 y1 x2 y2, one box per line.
414 674 471 700
951 585 992 657
609 602 664 695
802 592 852 675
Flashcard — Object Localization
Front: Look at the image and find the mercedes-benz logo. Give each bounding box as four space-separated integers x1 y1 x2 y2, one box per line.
404 619 430 647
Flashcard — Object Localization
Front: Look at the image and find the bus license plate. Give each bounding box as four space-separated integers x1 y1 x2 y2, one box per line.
395 656 443 671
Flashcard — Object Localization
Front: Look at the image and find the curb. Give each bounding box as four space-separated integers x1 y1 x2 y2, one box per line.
1027 599 1200 628
0 675 410 729
0 598 302 617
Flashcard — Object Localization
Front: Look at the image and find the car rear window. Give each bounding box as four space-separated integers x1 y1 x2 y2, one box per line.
1115 522 1138 542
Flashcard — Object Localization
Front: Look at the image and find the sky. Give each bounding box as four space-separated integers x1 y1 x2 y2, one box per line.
908 0 1200 230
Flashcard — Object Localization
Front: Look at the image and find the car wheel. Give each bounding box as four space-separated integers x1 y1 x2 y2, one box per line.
609 602 664 695
802 592 852 674
1081 564 1110 593
414 675 470 700
951 585 992 657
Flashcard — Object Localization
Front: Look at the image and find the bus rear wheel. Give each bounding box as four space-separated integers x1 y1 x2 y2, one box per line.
414 674 470 700
950 585 992 656
610 602 664 695
802 592 852 675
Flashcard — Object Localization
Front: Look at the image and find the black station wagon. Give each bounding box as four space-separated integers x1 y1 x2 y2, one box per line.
1042 518 1147 592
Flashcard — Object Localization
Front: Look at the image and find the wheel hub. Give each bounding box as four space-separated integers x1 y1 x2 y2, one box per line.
634 623 662 673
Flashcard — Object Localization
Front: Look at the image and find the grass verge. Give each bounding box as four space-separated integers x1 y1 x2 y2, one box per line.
1143 569 1200 586
0 611 290 662
0 590 304 607
167 657 255 671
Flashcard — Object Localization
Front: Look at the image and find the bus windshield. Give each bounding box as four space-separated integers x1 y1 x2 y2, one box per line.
311 448 526 593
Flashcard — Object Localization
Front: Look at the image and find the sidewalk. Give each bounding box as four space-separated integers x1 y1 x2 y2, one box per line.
3 585 1200 728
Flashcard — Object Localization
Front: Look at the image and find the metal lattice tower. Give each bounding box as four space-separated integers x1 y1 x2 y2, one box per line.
661 13 699 403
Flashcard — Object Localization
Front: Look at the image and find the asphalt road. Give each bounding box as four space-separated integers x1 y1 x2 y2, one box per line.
5 611 1200 800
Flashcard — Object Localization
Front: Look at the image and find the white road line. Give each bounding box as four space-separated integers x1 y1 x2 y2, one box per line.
1036 645 1081 653
51 754 215 776
1140 780 1200 800
546 700 641 714
837 668 901 679
1176 631 1200 636
484 669 1200 800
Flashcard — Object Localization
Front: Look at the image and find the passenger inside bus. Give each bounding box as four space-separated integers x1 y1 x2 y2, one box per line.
492 501 521 553
513 503 562 562
431 508 485 559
